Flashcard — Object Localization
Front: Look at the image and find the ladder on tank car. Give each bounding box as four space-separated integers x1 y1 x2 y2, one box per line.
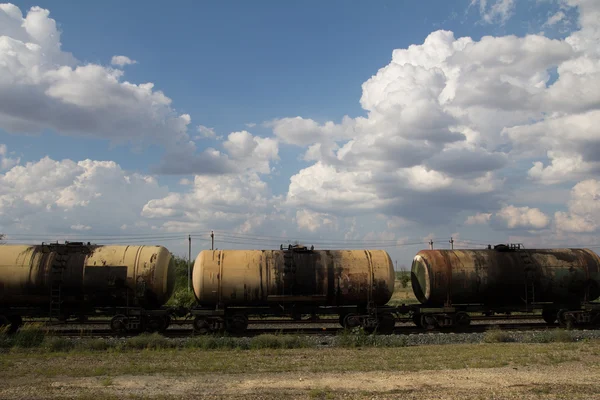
519 249 536 310
49 249 67 322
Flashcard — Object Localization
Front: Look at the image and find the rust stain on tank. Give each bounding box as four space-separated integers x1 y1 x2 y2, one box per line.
412 247 600 307
193 248 394 307
0 244 175 310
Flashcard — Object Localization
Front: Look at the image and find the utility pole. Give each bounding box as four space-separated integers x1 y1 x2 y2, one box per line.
188 235 191 292
395 260 397 272
211 230 214 250
429 239 434 250
450 237 454 250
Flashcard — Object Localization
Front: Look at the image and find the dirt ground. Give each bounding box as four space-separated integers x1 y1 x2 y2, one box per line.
1 361 599 399
3 341 600 399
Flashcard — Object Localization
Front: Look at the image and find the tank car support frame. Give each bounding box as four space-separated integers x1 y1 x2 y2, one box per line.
107 307 173 335
556 304 600 329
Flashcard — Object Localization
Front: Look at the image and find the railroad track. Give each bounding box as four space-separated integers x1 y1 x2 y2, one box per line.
31 314 544 327
40 322 582 338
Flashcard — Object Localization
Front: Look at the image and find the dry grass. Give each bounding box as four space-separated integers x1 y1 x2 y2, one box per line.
2 340 600 399
0 340 596 377
386 281 419 306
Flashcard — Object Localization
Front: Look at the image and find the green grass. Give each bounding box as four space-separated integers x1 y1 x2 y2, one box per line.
386 281 419 306
535 329 574 343
336 327 408 348
99 377 113 387
2 340 599 400
309 387 335 399
165 255 196 309
0 341 596 378
482 328 515 343
483 328 575 344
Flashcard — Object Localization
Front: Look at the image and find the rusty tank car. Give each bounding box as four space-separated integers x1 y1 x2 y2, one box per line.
410 245 600 329
190 245 396 334
0 242 175 333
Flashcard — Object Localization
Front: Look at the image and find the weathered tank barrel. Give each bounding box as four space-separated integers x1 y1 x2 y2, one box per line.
192 248 395 307
411 247 600 307
0 244 175 310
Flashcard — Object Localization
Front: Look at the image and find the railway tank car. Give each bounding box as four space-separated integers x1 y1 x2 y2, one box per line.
190 245 396 334
0 242 176 333
410 245 600 329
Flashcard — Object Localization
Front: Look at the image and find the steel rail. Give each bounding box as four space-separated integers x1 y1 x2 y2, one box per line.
31 314 545 327
40 322 589 338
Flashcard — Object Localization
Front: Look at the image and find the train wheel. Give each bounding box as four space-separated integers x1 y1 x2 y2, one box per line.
225 314 248 335
455 312 471 327
557 309 575 329
376 313 396 335
591 312 600 326
420 314 438 330
145 316 169 333
193 317 210 334
110 315 128 334
542 309 557 324
342 314 361 330
412 313 422 328
565 315 575 330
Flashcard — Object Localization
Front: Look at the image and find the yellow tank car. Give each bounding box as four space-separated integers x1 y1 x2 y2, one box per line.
190 246 396 334
193 247 395 307
0 242 175 332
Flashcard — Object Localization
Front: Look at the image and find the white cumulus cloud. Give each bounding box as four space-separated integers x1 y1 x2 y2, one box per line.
111 55 137 66
0 4 269 176
554 179 600 233
264 0 600 231
496 205 550 230
295 209 338 232
0 151 169 236
470 0 516 25
465 213 492 225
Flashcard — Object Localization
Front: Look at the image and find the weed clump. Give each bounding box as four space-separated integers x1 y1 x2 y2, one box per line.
1 325 47 348
336 327 407 348
186 335 242 350
532 329 574 343
483 328 514 343
247 334 312 349
43 336 74 352
82 338 114 351
124 333 173 350
309 387 334 399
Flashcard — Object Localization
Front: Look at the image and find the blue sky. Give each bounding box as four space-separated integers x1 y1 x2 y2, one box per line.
5 0 570 188
1 0 599 263
4 0 552 158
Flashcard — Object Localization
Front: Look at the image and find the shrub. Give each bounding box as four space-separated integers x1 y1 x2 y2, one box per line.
186 335 243 350
81 339 114 351
483 328 514 343
43 336 74 352
124 333 173 350
11 325 46 348
250 334 284 349
533 329 574 343
165 256 197 308
336 327 407 348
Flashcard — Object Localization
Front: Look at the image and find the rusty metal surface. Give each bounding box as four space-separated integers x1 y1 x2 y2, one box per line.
0 244 175 309
83 245 175 307
411 248 600 307
192 248 395 307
